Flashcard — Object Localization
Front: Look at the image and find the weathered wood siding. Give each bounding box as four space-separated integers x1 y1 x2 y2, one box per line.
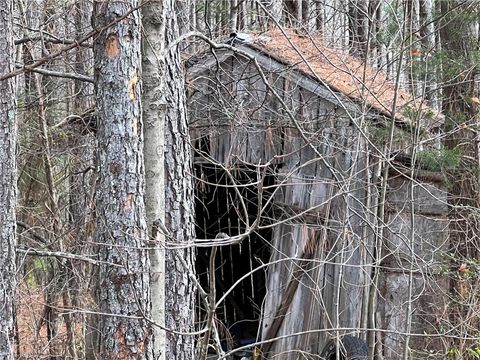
188 52 354 166
260 126 370 358
381 176 449 359
187 49 449 360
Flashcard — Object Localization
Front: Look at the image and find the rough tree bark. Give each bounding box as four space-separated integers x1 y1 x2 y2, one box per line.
0 0 17 358
93 1 154 357
164 1 196 358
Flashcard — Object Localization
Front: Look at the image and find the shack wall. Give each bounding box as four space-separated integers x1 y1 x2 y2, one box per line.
381 175 450 359
260 126 371 359
187 49 450 360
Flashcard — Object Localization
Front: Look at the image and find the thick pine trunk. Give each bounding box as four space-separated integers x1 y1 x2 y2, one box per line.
0 0 17 358
164 1 196 359
93 1 153 357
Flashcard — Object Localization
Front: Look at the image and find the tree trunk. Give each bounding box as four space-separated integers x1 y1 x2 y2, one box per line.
416 0 440 110
440 1 480 354
72 1 96 357
164 1 196 359
175 0 192 36
93 1 154 357
262 0 282 27
348 0 369 57
315 0 324 32
302 0 314 30
406 0 422 98
285 0 301 26
0 0 17 358
142 1 166 359
229 0 238 30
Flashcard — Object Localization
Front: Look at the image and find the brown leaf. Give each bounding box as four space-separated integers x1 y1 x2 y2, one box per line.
411 48 422 57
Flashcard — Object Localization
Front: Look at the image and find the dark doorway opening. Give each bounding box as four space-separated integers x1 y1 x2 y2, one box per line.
194 162 274 353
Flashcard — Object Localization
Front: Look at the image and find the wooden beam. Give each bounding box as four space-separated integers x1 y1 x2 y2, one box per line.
261 230 321 355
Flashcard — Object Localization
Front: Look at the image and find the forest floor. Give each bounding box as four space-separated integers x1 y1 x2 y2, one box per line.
16 282 85 359
17 285 49 357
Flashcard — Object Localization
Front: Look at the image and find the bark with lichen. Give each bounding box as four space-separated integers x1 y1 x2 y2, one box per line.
93 1 154 357
0 0 17 357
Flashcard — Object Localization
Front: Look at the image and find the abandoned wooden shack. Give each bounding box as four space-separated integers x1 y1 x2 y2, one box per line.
186 30 449 360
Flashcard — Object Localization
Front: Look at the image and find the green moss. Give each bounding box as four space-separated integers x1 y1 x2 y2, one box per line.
416 148 463 172
25 258 48 288
370 125 410 147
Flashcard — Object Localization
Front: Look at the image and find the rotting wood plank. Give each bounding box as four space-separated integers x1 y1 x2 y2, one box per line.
261 230 322 356
272 201 327 224
389 162 446 183
387 176 448 215
383 212 449 273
